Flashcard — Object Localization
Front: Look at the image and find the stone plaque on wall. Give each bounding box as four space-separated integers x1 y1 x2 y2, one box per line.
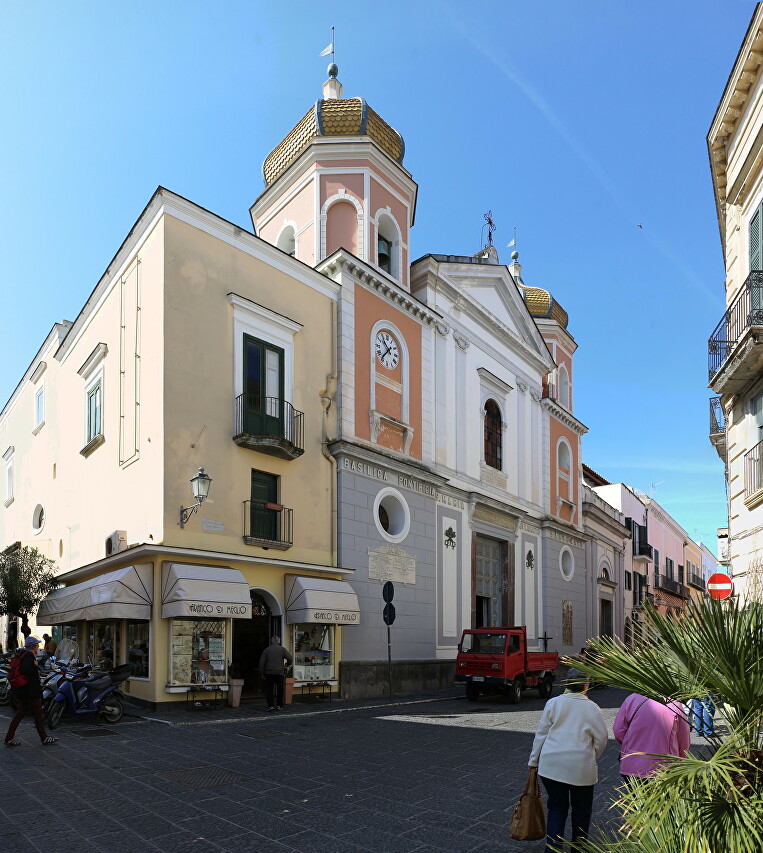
473 506 516 531
368 544 416 585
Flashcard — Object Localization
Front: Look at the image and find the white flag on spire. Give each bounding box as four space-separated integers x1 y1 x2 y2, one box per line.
320 42 333 57
506 238 515 248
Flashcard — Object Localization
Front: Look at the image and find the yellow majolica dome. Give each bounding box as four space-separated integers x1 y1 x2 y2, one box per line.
519 285 569 329
263 97 405 185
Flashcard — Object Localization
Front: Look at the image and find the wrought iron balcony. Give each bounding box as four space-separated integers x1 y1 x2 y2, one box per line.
688 571 705 590
744 437 763 506
632 541 653 563
242 500 293 550
653 573 690 599
233 395 304 460
708 270 763 391
709 396 727 460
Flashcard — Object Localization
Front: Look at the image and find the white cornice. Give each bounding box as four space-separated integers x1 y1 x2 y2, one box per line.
541 398 588 435
227 293 303 334
51 543 356 586
431 266 554 376
318 252 440 326
252 138 418 226
30 361 47 384
54 188 340 366
707 7 763 247
77 343 108 380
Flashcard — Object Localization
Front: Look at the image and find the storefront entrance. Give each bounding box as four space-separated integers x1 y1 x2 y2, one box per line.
232 591 281 698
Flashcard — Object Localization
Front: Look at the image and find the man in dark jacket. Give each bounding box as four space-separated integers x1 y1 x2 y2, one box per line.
4 636 57 746
258 635 292 712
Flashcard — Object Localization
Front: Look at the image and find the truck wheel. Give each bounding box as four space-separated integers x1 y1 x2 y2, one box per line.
538 678 553 700
509 679 522 705
466 683 480 702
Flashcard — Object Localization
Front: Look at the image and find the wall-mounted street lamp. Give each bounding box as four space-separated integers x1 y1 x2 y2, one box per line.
179 467 213 528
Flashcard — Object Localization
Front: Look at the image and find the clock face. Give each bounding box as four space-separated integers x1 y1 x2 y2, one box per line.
374 331 400 370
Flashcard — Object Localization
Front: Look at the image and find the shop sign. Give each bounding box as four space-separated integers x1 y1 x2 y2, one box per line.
201 519 225 532
185 602 252 617
310 610 359 623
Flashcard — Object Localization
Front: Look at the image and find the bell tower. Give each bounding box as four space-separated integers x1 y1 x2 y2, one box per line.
250 65 417 290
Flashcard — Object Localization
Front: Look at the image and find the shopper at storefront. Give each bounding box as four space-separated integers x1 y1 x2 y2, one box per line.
259 636 292 712
5 637 58 746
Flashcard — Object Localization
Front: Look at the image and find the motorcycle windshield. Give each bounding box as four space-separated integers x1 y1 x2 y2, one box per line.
54 639 79 667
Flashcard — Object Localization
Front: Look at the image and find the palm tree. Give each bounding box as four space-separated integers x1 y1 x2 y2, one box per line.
570 597 763 853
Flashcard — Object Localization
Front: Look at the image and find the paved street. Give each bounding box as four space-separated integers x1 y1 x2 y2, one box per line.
0 687 697 853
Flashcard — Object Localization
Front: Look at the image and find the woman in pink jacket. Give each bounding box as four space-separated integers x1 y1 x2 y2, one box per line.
614 693 691 780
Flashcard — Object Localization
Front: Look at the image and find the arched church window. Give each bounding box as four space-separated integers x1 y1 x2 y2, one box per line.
558 440 571 472
277 225 296 257
484 399 503 470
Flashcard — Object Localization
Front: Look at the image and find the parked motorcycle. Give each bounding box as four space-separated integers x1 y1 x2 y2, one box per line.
48 655 131 729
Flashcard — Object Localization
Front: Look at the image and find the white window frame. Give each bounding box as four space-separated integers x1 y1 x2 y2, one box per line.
559 546 575 581
33 384 45 434
78 343 108 455
3 446 14 507
228 293 302 406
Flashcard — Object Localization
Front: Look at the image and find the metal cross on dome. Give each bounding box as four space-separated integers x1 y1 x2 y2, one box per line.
484 210 496 246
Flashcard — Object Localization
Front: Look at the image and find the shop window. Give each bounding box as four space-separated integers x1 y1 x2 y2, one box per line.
127 620 150 679
90 621 120 670
292 623 334 681
484 399 503 470
170 618 227 685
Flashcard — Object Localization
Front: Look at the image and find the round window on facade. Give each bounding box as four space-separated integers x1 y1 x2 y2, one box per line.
32 503 45 534
560 547 574 581
373 488 411 543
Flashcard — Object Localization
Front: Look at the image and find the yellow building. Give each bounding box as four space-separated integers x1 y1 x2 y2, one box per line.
0 188 359 706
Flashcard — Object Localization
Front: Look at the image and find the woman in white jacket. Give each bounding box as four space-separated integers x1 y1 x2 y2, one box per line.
527 668 608 853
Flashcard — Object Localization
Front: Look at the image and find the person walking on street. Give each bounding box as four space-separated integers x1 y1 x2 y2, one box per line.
528 668 608 853
258 635 292 712
4 637 58 746
614 693 690 780
42 633 57 655
690 695 715 737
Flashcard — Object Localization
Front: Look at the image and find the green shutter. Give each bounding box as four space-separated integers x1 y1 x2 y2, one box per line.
750 204 762 271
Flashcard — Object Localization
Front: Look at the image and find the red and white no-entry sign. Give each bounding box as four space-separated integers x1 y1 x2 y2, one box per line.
707 572 733 600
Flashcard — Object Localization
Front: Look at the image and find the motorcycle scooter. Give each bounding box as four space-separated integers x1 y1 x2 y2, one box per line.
48 659 131 730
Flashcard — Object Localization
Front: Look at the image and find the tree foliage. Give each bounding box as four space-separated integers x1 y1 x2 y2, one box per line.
0 545 58 641
569 598 763 853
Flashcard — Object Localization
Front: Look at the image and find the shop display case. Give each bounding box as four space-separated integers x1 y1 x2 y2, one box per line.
292 623 334 681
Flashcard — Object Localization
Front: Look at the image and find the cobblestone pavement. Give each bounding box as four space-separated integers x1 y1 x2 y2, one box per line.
0 686 709 853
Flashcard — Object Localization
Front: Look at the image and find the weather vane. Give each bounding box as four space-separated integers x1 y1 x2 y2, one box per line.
482 210 496 248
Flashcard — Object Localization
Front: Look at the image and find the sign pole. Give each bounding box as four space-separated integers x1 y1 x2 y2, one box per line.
387 622 393 704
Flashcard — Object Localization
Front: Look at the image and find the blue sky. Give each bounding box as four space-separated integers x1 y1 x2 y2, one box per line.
1 1 755 551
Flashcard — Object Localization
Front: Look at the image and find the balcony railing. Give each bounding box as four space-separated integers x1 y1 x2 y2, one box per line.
688 571 705 590
708 270 763 383
242 500 293 550
653 573 690 599
233 395 305 459
709 396 725 435
745 437 763 502
632 541 653 560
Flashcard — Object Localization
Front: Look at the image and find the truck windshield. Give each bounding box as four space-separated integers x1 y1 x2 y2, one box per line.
461 633 507 654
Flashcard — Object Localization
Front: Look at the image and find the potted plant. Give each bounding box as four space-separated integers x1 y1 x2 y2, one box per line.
227 660 244 708
284 664 296 705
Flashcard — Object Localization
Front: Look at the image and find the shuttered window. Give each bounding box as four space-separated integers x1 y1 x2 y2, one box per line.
750 204 763 272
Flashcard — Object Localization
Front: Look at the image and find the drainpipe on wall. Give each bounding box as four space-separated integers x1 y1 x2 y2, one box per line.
320 300 339 567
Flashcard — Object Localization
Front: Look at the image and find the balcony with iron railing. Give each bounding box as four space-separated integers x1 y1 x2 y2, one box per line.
744 436 763 508
688 571 705 590
653 572 690 599
708 270 763 392
242 499 293 550
233 395 305 460
632 541 653 563
709 396 727 460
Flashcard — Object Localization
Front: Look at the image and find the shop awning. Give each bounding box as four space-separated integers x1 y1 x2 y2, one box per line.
37 564 153 625
285 575 360 625
161 563 252 619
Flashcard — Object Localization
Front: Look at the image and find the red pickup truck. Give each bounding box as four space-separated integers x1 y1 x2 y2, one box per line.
455 626 559 703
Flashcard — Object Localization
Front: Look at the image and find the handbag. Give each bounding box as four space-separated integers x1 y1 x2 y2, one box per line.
509 767 546 841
